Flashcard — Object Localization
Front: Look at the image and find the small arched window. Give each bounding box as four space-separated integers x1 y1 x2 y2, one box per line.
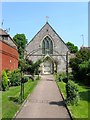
42 36 53 54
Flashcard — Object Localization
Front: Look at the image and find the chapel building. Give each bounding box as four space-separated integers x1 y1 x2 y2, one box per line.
25 22 70 74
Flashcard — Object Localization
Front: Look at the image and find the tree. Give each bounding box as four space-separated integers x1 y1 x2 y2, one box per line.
78 60 90 85
24 59 42 75
19 57 42 76
69 48 90 85
66 42 78 53
13 34 27 58
76 48 90 62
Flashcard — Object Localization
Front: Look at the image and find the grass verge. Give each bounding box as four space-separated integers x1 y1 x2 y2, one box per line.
2 78 39 119
57 81 90 119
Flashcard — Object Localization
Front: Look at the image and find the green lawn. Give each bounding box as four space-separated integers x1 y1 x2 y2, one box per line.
2 79 39 119
0 91 2 120
57 81 90 119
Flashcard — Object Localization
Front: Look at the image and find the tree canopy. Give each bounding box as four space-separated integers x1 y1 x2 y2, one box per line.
13 34 27 58
66 42 78 53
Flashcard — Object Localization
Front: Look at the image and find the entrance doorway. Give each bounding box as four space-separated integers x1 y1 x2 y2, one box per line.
42 57 54 74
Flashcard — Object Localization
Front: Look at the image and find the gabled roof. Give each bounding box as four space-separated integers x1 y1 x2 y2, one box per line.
42 54 55 62
27 22 68 49
27 22 49 46
0 28 18 50
0 29 9 36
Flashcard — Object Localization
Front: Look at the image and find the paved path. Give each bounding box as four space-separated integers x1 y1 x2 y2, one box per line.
16 75 70 119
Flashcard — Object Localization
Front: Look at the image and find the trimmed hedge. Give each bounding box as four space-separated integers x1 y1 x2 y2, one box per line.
66 80 79 105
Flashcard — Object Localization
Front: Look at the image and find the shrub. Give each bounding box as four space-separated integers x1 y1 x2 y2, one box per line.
66 80 78 105
55 73 60 81
5 69 11 78
8 96 21 103
2 71 9 91
63 77 68 83
9 69 21 86
5 69 11 87
56 72 66 82
0 77 2 91
60 72 68 82
8 96 19 102
68 72 74 80
62 73 74 83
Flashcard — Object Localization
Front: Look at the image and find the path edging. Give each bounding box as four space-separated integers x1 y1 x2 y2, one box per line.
55 79 73 120
12 93 31 120
12 79 41 119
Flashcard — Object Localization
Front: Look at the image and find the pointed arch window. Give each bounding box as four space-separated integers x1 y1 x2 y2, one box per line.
42 36 53 54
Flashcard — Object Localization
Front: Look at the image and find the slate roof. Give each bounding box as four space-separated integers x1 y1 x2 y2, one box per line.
0 28 18 50
27 22 70 51
80 46 90 51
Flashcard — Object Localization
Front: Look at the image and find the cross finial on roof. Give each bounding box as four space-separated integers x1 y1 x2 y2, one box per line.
46 16 49 23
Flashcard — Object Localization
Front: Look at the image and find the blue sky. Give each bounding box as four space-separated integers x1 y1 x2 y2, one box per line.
2 2 88 48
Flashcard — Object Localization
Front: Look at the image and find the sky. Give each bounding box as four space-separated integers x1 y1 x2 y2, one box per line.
1 2 88 49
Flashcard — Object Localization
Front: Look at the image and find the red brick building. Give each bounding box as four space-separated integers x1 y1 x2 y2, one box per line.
0 29 19 75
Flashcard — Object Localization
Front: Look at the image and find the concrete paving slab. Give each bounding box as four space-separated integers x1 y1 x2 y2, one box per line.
15 75 71 119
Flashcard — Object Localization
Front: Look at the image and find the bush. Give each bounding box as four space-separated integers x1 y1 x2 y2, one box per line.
9 69 21 86
63 77 68 83
2 71 9 91
54 73 60 81
62 73 74 83
8 96 19 102
8 96 21 103
56 72 66 82
68 72 74 80
5 69 11 87
5 69 11 78
66 80 78 105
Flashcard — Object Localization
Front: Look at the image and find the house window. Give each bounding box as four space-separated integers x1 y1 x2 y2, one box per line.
2 36 8 40
42 36 53 54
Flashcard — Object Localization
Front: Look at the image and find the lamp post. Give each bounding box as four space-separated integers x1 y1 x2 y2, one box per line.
66 51 68 81
20 50 27 103
20 66 23 102
20 60 25 103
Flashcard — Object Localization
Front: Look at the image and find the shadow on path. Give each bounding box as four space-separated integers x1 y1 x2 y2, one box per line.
46 79 54 81
49 101 65 106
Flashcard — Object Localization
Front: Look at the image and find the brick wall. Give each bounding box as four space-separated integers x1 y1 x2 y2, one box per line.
0 40 19 75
